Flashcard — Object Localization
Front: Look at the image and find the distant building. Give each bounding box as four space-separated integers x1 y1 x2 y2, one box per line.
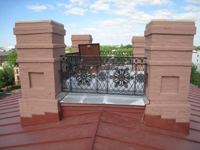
192 50 200 72
13 67 20 85
0 48 16 66
0 51 13 66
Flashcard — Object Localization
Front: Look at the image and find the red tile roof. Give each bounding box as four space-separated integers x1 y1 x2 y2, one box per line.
0 84 200 150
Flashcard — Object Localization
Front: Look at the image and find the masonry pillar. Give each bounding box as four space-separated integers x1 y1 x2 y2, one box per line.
132 36 146 71
71 35 93 53
144 20 196 133
132 36 145 57
14 20 66 126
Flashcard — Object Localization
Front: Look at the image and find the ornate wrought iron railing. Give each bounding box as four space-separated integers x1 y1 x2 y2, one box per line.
65 52 80 55
65 51 133 57
60 55 147 95
100 51 133 57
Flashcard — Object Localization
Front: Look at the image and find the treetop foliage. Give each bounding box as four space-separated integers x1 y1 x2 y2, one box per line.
65 47 72 53
65 44 133 56
0 62 14 89
100 44 132 52
4 50 18 67
190 65 200 87
195 46 200 51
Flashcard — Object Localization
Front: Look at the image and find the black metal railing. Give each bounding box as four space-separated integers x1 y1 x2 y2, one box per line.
65 52 80 55
65 51 133 57
100 51 133 57
61 55 147 95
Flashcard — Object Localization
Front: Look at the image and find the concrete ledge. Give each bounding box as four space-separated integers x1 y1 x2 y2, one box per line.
56 92 69 101
60 92 149 106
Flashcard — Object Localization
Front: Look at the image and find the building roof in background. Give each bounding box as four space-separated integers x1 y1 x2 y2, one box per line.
0 84 199 149
0 49 15 56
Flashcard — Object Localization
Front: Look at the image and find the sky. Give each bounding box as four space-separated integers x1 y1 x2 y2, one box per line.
0 0 200 47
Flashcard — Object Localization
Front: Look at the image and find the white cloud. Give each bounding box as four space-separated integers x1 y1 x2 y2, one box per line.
27 5 47 12
67 23 77 27
90 1 110 13
70 0 90 7
172 11 200 27
81 28 100 32
182 5 200 11
119 0 173 16
152 9 173 18
91 7 200 46
58 0 90 9
89 0 174 15
27 4 54 12
57 3 73 8
65 7 88 16
155 0 174 6
111 0 173 7
127 9 173 25
94 18 128 28
57 1 89 16
172 11 200 20
112 9 135 17
185 0 200 4
65 29 78 35
87 28 140 45
46 4 55 9
123 25 139 30
129 12 154 24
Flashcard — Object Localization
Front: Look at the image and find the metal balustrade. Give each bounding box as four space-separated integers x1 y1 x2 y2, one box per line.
100 51 133 57
61 55 147 95
65 51 133 57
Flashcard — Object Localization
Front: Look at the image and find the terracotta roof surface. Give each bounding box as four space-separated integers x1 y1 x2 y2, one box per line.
0 84 200 150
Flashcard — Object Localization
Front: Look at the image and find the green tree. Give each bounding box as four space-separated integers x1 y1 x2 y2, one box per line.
120 43 124 49
65 47 72 53
0 62 14 90
190 65 200 87
195 46 200 51
124 44 132 49
4 50 18 67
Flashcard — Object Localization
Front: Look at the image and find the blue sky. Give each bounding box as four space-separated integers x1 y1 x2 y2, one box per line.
0 0 200 47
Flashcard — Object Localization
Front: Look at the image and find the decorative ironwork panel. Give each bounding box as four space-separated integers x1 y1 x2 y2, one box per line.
66 51 132 57
61 55 147 95
65 52 80 56
100 51 133 57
